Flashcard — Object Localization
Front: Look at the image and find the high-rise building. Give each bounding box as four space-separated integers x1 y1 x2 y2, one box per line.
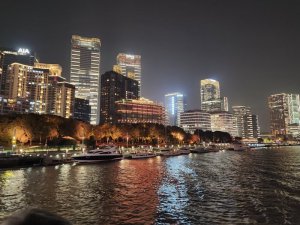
70 35 101 125
232 106 251 137
7 63 49 114
179 110 211 133
221 97 229 112
54 82 75 119
34 63 62 76
233 105 261 138
252 115 260 138
165 92 185 126
100 71 139 124
0 48 35 96
0 96 30 114
47 75 66 115
7 63 75 119
74 98 91 122
210 111 238 137
116 53 141 96
200 79 228 112
115 98 165 124
268 93 300 136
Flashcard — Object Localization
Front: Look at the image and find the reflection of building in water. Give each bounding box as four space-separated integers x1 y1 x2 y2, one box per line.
117 159 162 223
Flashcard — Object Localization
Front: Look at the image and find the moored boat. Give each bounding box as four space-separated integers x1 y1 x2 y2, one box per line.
177 147 190 155
72 145 123 163
0 154 43 168
190 144 208 153
206 144 220 152
227 143 250 151
156 148 180 156
129 152 156 159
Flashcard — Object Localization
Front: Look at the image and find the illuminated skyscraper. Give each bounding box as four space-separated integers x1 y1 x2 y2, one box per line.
210 111 238 137
100 71 139 124
116 53 141 96
165 92 185 126
48 75 75 119
54 82 75 119
232 106 251 137
115 98 165 125
268 93 300 136
232 106 260 138
200 79 228 112
70 35 101 125
0 48 35 96
74 98 91 122
7 63 49 114
34 63 62 76
180 110 211 133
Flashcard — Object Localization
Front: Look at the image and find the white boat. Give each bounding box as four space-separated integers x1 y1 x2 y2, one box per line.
227 143 250 151
156 148 181 156
72 145 123 163
205 144 220 152
177 147 190 155
129 152 156 159
190 144 207 153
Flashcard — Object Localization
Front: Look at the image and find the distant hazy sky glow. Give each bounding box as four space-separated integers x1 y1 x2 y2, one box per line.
1 0 300 132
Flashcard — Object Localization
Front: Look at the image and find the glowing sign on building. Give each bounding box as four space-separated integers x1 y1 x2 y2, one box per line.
17 48 30 55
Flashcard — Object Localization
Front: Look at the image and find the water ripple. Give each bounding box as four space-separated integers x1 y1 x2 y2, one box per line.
0 148 300 224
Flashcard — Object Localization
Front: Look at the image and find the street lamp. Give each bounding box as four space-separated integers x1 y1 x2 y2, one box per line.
11 128 16 153
12 136 16 153
126 133 129 148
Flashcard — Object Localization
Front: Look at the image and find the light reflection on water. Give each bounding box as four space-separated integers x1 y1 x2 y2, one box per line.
0 147 300 224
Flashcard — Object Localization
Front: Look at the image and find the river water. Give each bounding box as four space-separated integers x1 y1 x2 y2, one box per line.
1 147 300 224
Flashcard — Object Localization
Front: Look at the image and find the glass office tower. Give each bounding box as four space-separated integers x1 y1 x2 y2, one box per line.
70 35 101 124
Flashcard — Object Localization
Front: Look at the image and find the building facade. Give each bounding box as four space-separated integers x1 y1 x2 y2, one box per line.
6 63 75 118
54 82 75 119
7 63 49 114
47 75 66 115
0 48 35 96
74 98 91 122
179 110 211 133
210 111 238 137
232 106 251 137
115 98 165 124
268 93 300 137
165 92 185 126
100 71 139 124
200 79 228 112
248 114 260 138
70 35 101 124
0 97 30 114
116 53 141 97
34 63 62 76
233 106 261 139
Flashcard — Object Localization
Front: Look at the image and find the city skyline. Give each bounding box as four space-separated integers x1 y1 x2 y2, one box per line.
1 0 300 131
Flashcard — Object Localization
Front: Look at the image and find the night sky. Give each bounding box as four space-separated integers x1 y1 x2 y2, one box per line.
1 0 300 132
